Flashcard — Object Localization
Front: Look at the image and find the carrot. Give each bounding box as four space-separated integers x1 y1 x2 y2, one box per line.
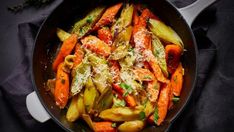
81 35 111 57
133 6 139 26
73 43 84 69
147 79 160 103
54 63 69 109
52 34 78 71
97 27 113 46
133 68 154 82
143 50 169 83
171 63 183 96
112 83 136 107
109 60 120 83
93 3 123 30
168 82 174 110
165 44 182 74
93 122 116 132
148 83 171 125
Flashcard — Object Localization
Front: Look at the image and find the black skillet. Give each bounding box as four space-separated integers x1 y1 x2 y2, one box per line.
26 0 216 131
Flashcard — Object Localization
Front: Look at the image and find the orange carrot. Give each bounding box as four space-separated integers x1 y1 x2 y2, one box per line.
171 63 183 96
165 44 182 74
52 34 78 71
133 6 139 26
54 63 69 109
97 27 113 46
109 60 120 83
112 83 136 107
73 43 84 69
133 68 154 82
168 82 174 110
148 83 171 125
81 35 111 57
147 79 160 103
93 3 123 30
93 122 116 132
143 50 169 83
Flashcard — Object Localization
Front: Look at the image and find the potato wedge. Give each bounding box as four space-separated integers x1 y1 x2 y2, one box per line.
99 106 143 122
66 95 79 122
118 120 144 132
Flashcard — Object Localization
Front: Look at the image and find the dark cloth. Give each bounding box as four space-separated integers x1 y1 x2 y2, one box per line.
0 0 221 131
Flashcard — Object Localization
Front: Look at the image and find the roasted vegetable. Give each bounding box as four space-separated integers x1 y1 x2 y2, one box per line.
99 106 144 122
62 55 75 73
97 27 113 46
144 100 155 117
72 7 105 38
88 53 112 93
82 35 111 57
143 50 169 83
165 44 182 74
109 60 121 83
133 68 154 82
93 121 116 132
147 79 160 103
118 120 144 132
56 28 71 42
73 44 84 70
54 63 69 109
171 63 184 96
93 3 123 30
71 59 91 96
111 4 134 37
110 26 133 60
84 77 99 113
82 114 95 131
152 35 168 77
148 19 183 48
52 34 78 71
94 87 113 113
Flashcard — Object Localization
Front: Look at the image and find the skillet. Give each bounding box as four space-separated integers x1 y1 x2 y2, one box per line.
26 0 216 131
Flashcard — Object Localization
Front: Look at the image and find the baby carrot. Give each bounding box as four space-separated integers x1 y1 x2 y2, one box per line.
93 3 123 30
165 44 182 74
52 34 78 71
171 63 183 96
73 43 84 69
54 63 70 109
93 122 116 132
97 27 113 46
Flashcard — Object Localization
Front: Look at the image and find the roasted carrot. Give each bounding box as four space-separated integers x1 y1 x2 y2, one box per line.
97 27 113 46
133 68 154 82
73 43 84 69
54 63 69 109
168 82 174 110
81 35 111 57
147 79 160 103
93 122 116 132
143 50 169 83
171 63 183 96
148 83 171 125
109 60 120 83
112 83 136 107
52 34 78 71
93 3 123 30
165 44 182 74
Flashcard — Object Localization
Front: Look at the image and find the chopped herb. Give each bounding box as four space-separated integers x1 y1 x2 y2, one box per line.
113 96 126 107
143 75 152 79
139 111 146 120
119 83 133 97
111 123 117 128
86 16 93 23
61 79 65 84
172 97 180 104
153 107 159 124
173 76 178 83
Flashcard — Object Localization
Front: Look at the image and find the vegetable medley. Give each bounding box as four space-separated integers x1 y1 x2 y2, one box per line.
47 2 185 132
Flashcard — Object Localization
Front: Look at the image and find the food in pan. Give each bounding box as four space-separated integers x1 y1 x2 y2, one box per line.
47 2 184 131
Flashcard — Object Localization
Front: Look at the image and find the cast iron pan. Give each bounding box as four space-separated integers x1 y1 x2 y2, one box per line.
27 0 216 131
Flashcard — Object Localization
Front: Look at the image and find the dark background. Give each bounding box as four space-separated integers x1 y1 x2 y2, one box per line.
1 0 234 131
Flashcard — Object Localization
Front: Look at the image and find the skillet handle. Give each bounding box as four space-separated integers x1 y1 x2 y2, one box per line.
177 0 216 27
26 91 51 123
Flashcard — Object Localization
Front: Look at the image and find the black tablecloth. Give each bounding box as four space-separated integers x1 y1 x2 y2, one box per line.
1 0 234 132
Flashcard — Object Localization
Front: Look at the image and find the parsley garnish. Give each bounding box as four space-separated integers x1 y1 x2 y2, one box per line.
119 83 133 97
153 107 159 124
86 16 93 23
139 111 146 120
111 123 117 128
172 97 180 104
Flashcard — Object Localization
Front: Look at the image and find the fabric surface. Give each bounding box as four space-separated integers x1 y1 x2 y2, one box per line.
0 0 218 131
